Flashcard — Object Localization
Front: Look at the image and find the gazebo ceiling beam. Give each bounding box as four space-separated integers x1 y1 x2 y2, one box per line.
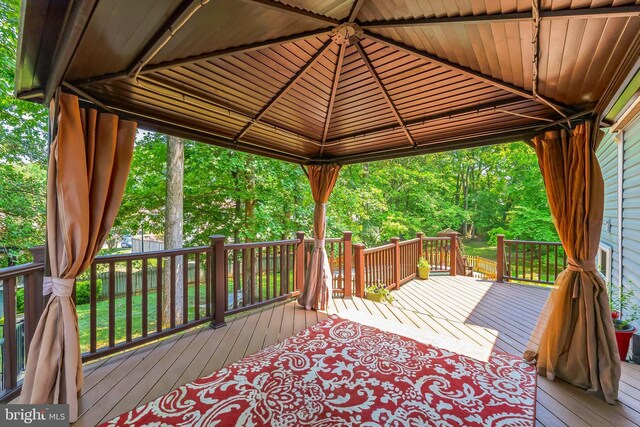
73 27 333 87
354 42 417 148
320 43 346 153
43 0 98 103
68 91 311 163
347 0 366 23
237 0 339 25
364 31 572 115
324 97 530 144
133 74 323 146
359 5 640 28
127 0 211 81
233 39 334 142
324 126 541 164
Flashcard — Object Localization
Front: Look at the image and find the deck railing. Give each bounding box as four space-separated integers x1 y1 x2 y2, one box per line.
0 247 45 399
353 233 460 296
302 232 352 297
496 235 565 285
0 231 565 401
423 236 454 272
80 245 214 362
466 255 498 280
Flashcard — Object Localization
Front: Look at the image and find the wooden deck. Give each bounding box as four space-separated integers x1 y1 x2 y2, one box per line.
72 275 640 427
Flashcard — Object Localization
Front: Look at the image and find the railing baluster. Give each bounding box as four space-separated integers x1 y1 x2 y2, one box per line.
266 246 271 301
126 260 133 342
273 246 278 296
233 249 239 309
109 262 116 347
156 257 163 333
90 263 97 352
142 259 148 337
3 277 17 390
182 253 189 324
258 247 263 302
170 255 176 328
194 253 200 321
250 248 256 304
280 245 287 295
205 249 211 317
545 245 550 283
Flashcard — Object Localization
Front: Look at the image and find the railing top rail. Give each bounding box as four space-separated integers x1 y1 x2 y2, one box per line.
94 246 211 262
226 239 299 250
504 239 563 246
363 243 395 254
303 237 343 244
423 236 451 241
399 238 420 246
0 262 44 281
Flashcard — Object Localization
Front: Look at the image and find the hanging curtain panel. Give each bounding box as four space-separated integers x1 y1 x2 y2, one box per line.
20 93 136 421
297 164 341 311
524 121 620 403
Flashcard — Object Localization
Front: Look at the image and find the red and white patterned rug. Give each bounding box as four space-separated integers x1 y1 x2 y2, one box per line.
101 314 536 426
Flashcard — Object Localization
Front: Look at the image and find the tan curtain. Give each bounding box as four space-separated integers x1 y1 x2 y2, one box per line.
524 122 620 403
20 93 136 421
297 164 341 310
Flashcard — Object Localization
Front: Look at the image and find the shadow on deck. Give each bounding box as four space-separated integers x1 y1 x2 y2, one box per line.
73 275 640 427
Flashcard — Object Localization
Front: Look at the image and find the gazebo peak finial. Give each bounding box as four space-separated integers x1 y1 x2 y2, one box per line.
330 23 363 46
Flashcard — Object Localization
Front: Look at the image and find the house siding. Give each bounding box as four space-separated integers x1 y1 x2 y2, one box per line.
597 129 619 286
622 115 640 322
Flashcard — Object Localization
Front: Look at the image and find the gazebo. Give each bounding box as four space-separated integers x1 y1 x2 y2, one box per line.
12 0 640 424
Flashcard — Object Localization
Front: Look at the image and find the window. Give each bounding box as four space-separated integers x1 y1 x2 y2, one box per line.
597 244 612 284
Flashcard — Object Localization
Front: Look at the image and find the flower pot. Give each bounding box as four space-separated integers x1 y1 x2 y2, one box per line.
417 266 430 280
365 292 384 303
615 325 637 361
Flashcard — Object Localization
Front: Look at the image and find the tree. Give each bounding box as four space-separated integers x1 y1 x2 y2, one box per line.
0 0 47 267
164 135 184 324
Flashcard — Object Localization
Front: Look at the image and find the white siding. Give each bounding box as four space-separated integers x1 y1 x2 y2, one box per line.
597 130 620 286
622 115 640 326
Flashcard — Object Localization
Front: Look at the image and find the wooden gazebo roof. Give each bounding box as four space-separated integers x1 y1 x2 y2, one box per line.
16 0 640 163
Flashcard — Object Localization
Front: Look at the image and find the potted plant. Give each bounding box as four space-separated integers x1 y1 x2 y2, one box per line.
417 257 430 280
365 283 394 304
609 283 640 361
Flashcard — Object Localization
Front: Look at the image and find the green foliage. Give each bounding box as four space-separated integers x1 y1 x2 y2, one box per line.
487 227 509 246
0 0 47 267
609 282 640 330
506 206 557 242
75 279 103 306
16 287 23 314
365 283 395 303
417 257 430 269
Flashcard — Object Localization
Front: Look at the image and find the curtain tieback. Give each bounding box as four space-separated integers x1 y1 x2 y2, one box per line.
313 238 326 249
566 257 597 273
43 277 74 297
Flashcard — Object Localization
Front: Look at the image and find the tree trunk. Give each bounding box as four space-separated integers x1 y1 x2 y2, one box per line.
163 135 184 325
462 166 470 237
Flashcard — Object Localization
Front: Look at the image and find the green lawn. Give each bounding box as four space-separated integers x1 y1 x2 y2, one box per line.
75 271 294 353
76 283 208 353
461 238 497 261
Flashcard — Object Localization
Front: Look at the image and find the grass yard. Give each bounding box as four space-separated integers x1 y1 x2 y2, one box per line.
461 238 497 261
76 283 208 353
75 271 295 353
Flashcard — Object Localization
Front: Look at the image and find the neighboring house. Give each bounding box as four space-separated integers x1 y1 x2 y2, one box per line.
597 70 640 329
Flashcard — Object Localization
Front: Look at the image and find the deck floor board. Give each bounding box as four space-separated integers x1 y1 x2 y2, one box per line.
73 276 640 427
